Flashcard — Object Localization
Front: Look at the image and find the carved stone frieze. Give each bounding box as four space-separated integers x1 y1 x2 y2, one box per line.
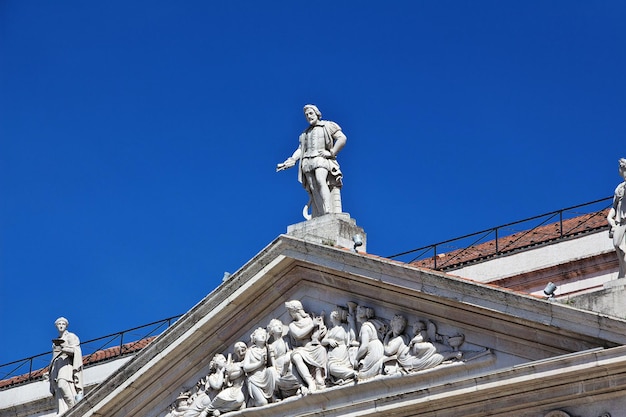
163 298 493 417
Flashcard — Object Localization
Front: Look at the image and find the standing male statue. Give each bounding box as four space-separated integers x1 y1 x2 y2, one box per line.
608 158 626 279
277 105 347 219
46 317 84 415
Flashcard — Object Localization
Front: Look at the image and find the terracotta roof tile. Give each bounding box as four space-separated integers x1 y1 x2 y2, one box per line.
410 209 609 270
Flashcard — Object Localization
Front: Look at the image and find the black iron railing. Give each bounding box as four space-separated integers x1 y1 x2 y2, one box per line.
388 197 613 270
0 314 181 387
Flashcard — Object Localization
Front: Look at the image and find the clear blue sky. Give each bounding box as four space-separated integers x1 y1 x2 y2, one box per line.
1 1 625 366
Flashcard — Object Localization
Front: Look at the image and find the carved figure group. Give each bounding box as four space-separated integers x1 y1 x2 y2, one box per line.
608 158 626 279
165 299 472 417
277 104 347 219
383 315 461 374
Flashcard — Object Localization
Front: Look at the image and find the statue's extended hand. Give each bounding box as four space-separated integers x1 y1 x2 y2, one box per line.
276 158 296 172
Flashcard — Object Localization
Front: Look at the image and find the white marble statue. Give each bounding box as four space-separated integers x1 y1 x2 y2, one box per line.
276 104 347 219
45 317 84 416
242 328 275 406
285 300 328 393
608 158 626 279
321 309 356 385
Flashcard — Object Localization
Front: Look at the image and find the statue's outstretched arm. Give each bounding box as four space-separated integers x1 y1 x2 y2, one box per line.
276 148 301 172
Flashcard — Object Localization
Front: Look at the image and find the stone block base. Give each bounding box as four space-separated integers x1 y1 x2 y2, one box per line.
566 278 626 319
286 213 367 252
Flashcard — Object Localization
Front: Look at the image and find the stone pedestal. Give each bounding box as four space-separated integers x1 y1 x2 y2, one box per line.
566 277 626 319
286 213 367 252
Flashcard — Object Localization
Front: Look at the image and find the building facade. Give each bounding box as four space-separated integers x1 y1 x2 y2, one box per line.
2 212 626 417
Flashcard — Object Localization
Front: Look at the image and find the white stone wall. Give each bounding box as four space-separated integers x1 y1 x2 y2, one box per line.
452 231 614 282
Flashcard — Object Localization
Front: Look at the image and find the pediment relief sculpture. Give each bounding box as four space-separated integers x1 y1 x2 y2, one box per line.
163 299 492 417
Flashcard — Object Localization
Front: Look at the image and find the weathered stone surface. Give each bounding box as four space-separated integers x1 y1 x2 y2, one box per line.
286 213 366 252
566 280 626 320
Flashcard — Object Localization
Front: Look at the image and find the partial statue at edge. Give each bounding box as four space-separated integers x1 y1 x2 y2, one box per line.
608 158 626 279
277 105 347 220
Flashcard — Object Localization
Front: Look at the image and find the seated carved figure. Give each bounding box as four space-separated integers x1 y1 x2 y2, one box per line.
321 309 357 385
242 328 275 406
204 343 247 416
285 300 327 393
353 303 385 380
183 354 226 417
384 315 461 374
266 319 301 399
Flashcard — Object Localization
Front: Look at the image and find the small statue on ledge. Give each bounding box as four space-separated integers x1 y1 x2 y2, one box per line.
608 158 626 279
44 317 84 416
277 105 347 220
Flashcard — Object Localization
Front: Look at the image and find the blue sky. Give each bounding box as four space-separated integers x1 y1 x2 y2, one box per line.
1 1 625 366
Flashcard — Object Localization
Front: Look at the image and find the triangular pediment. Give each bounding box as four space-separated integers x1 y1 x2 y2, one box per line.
65 235 626 417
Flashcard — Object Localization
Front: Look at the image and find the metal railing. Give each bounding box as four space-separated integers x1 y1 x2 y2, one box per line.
387 197 613 270
0 314 181 387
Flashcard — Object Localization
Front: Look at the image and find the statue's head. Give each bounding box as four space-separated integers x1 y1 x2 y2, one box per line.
330 309 347 323
356 305 375 322
267 319 284 336
303 104 322 124
619 158 626 177
54 317 68 331
233 341 247 360
390 314 407 334
285 299 303 313
210 353 226 370
250 327 268 345
55 317 68 325
175 392 190 407
412 320 426 335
